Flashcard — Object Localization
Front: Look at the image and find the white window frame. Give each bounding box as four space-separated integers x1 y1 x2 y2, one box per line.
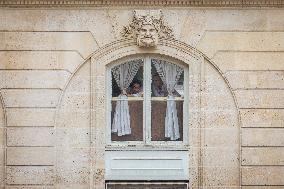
106 54 189 148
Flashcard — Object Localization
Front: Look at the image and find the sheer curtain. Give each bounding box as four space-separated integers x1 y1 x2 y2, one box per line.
152 59 183 140
111 59 142 136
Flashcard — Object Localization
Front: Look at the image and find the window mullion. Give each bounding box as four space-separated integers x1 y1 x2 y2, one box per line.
144 56 152 144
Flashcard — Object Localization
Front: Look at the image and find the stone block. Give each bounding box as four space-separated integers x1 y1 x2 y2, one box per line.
0 70 71 89
203 147 239 167
203 166 239 186
213 52 284 73
204 110 238 128
242 147 284 165
54 184 89 189
242 128 284 146
0 51 83 73
56 109 90 128
225 71 284 89
0 102 3 128
235 90 284 108
6 108 55 127
204 128 239 147
2 89 61 108
242 166 284 185
56 147 90 185
7 127 55 147
6 166 54 185
241 109 284 128
197 31 284 58
0 32 96 58
7 147 55 165
5 186 55 189
56 127 90 148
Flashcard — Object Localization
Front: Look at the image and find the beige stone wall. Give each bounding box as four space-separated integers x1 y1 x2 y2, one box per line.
0 6 283 189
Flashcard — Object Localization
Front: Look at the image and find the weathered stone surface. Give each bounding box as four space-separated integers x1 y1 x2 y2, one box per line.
242 166 284 185
235 90 284 108
0 51 83 73
197 31 284 58
241 109 284 128
6 166 54 185
56 61 90 186
7 127 55 147
6 108 55 127
242 128 284 146
203 147 239 167
0 70 71 89
5 186 55 189
56 127 90 148
213 52 284 73
203 166 239 186
56 148 90 185
204 128 239 147
2 89 61 108
0 5 284 189
242 147 284 165
7 147 55 165
225 71 284 89
0 32 97 58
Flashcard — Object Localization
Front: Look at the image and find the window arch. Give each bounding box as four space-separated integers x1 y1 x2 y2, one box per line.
107 55 189 146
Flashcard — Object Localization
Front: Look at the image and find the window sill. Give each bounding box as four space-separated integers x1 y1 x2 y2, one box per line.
105 144 189 151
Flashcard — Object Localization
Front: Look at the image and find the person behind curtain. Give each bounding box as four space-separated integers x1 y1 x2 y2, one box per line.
152 73 180 97
152 73 168 97
127 80 143 97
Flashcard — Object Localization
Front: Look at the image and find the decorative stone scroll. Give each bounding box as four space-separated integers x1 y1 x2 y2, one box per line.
122 10 173 47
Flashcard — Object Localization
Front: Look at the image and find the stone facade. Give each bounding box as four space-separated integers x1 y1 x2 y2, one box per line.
0 1 284 188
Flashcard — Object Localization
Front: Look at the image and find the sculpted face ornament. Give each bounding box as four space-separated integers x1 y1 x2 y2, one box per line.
122 10 173 48
137 23 158 47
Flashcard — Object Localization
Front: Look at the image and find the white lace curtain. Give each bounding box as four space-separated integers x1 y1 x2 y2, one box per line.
111 59 142 136
152 59 183 140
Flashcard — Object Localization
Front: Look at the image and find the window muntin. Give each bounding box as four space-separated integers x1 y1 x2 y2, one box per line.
108 56 187 145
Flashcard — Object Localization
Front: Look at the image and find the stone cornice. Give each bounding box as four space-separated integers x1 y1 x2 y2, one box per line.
0 0 284 8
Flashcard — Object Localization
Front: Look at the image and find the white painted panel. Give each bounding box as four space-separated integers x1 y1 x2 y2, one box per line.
105 151 188 180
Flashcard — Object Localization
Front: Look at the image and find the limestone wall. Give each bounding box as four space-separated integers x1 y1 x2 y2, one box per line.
0 6 283 189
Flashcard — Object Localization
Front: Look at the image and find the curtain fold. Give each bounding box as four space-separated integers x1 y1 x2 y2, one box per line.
152 59 183 140
111 59 142 136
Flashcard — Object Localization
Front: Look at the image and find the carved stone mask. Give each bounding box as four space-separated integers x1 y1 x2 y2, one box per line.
137 24 158 47
122 10 173 48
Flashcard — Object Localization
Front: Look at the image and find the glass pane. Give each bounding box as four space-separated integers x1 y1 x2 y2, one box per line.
110 59 144 142
151 59 184 97
112 59 143 97
151 59 184 141
151 100 183 141
111 100 143 141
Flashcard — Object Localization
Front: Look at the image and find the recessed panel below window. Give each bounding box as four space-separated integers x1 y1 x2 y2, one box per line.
105 151 189 180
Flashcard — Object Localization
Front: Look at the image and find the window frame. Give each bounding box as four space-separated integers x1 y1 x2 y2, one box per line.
106 54 189 148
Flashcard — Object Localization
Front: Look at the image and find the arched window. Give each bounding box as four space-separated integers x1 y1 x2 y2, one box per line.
107 55 188 145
